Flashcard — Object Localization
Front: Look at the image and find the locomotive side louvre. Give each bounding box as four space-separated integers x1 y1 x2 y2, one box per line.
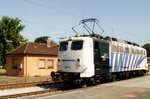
109 41 148 73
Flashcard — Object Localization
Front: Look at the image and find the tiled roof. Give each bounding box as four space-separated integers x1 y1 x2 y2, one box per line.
7 42 58 56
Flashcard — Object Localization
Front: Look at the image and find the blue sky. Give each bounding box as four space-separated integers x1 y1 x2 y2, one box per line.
0 0 150 45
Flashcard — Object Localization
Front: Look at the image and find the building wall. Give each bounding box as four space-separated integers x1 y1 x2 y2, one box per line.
25 55 58 76
6 55 58 76
6 55 25 76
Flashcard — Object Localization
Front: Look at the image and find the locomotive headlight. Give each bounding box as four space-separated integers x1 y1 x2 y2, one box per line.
77 58 81 66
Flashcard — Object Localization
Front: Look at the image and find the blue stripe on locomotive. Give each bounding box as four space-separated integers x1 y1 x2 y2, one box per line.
131 55 136 70
114 53 118 72
119 54 123 71
109 52 145 72
127 54 132 70
124 53 129 70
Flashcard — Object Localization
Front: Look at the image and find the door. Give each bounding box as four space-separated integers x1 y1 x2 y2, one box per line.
94 41 101 74
100 42 109 73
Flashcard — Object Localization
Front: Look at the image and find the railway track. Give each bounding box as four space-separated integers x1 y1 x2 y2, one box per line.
0 81 63 90
0 74 149 99
0 80 63 99
0 88 60 99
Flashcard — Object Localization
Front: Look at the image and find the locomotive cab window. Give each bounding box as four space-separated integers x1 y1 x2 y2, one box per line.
59 42 68 51
71 40 83 50
94 41 99 50
101 43 109 53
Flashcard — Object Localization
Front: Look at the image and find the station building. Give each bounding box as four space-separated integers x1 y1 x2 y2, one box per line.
6 42 58 76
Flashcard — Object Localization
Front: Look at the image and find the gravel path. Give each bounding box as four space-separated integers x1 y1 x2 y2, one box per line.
0 86 45 96
0 76 61 97
0 76 51 85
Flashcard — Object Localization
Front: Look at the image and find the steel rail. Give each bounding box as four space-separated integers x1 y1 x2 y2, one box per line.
0 80 63 90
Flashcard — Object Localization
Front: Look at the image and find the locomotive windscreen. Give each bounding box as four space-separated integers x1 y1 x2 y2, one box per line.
59 42 68 51
71 41 83 50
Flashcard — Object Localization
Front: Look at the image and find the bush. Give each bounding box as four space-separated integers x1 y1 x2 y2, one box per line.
3 65 7 69
0 69 6 75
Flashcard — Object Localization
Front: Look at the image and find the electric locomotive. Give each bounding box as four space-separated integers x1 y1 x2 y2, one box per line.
51 18 148 86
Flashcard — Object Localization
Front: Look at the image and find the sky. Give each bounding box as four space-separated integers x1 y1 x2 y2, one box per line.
0 0 150 46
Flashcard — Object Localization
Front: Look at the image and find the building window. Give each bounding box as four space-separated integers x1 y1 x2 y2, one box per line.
39 59 45 69
47 59 53 69
12 59 18 69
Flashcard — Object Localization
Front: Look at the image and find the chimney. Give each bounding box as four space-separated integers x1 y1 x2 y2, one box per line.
47 39 51 47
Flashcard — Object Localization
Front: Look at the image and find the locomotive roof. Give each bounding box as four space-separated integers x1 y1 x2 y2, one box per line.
60 34 140 47
60 34 142 47
86 34 139 46
71 18 140 47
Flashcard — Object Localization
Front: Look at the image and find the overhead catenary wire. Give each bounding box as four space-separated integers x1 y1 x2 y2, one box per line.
22 19 149 45
23 0 82 18
21 0 149 44
23 20 71 32
100 23 150 43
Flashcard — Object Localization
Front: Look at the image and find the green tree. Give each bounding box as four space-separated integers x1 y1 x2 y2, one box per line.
34 36 57 45
0 43 3 66
142 43 150 57
0 16 26 66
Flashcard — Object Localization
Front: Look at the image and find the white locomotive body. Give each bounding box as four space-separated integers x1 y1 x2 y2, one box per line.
58 36 95 77
51 18 148 86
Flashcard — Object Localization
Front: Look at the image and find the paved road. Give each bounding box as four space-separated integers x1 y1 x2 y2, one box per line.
20 75 150 99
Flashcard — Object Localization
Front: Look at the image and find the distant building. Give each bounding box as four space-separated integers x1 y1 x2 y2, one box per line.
6 42 58 76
